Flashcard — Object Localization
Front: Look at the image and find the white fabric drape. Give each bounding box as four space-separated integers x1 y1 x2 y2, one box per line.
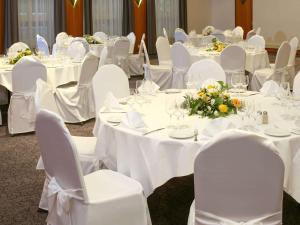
18 0 54 48
155 0 179 38
92 0 123 36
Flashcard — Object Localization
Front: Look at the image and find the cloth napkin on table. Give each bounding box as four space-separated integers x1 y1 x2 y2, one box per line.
121 110 147 131
260 80 280 97
138 80 160 95
202 118 236 138
103 92 123 111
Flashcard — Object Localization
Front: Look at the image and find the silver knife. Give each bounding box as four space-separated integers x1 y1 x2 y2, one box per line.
143 128 165 136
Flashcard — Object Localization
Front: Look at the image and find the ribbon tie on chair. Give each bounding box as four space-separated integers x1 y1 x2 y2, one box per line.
13 92 36 123
47 177 84 225
195 210 282 225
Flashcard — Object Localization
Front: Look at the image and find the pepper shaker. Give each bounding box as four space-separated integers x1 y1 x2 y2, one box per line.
262 111 268 124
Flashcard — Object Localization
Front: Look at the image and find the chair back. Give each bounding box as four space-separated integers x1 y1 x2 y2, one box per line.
174 28 188 43
211 30 225 42
35 110 87 200
92 64 130 114
293 71 300 95
12 56 47 93
138 33 146 55
36 34 50 56
98 46 108 68
256 27 262 35
163 27 169 40
127 32 136 54
156 36 172 65
194 130 284 223
187 59 226 86
171 42 191 69
220 45 246 72
7 42 30 57
67 41 86 61
274 41 291 70
201 35 215 46
141 40 151 66
232 26 244 39
78 53 99 86
288 37 298 67
56 32 68 45
246 29 256 40
93 31 108 42
247 35 266 50
71 37 90 54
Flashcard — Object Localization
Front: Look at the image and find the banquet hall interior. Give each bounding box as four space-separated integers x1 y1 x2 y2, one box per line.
1 0 300 224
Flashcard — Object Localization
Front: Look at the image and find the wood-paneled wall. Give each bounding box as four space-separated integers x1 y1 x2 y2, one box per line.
133 0 146 52
65 0 83 37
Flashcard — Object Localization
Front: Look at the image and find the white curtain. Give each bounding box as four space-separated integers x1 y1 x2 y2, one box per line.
92 0 123 36
155 0 179 38
18 0 54 48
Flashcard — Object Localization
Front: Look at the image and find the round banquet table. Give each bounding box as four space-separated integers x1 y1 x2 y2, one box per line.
0 57 82 92
93 91 300 202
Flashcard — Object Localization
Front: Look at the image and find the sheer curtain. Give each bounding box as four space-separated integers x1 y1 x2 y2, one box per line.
92 0 123 36
18 0 54 48
155 0 179 38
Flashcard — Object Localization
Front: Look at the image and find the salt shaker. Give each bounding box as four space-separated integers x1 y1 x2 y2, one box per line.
262 111 268 124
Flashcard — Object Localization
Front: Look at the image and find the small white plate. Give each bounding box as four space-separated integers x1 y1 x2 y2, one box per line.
168 128 194 139
164 89 181 94
106 115 122 124
264 128 291 137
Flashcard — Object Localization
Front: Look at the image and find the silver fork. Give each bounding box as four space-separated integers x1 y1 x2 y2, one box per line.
194 129 198 142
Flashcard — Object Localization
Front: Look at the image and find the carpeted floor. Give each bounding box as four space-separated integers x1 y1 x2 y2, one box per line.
1 118 300 225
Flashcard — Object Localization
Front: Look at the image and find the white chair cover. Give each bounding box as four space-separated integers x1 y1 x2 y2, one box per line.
232 26 244 40
8 56 47 134
56 32 69 46
98 46 108 69
188 130 284 225
171 42 191 88
36 34 50 56
252 41 291 91
220 45 246 84
187 59 226 87
247 35 266 51
93 31 108 42
127 32 136 54
174 28 188 43
211 30 225 42
92 64 130 116
287 37 298 86
156 36 172 66
53 32 70 56
256 27 262 35
55 53 99 123
142 40 172 90
246 29 256 40
71 37 90 54
163 27 169 40
201 35 215 47
112 37 130 76
128 33 145 75
293 71 300 95
7 42 30 57
67 41 86 61
35 109 151 225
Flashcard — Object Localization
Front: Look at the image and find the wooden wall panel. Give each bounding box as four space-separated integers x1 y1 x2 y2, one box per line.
235 0 252 39
0 0 4 54
133 0 146 53
65 0 83 37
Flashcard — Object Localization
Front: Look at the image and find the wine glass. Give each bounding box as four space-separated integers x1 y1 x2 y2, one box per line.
241 75 249 92
165 97 176 128
231 73 242 93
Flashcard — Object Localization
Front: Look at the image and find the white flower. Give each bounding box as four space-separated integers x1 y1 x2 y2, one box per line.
211 99 215 105
202 79 221 91
202 26 215 36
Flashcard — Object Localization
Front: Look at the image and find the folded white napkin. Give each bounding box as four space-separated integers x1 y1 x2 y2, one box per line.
202 118 236 138
138 80 160 95
121 110 147 130
104 92 123 111
260 80 280 97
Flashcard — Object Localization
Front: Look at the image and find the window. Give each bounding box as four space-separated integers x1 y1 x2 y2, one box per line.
92 0 123 36
155 0 179 38
18 0 54 48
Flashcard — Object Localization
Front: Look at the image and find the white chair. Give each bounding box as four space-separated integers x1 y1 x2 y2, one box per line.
211 30 225 42
67 41 86 61
127 32 136 54
128 33 145 76
92 64 130 116
247 35 266 51
53 32 69 56
55 53 99 123
8 56 46 134
201 35 215 47
142 40 172 90
98 46 108 69
256 27 262 35
36 34 50 56
71 37 90 54
232 26 244 40
7 42 30 57
171 42 191 88
293 71 300 95
220 45 246 84
174 28 188 43
187 59 226 87
156 36 172 66
93 31 108 42
252 41 291 91
112 37 130 76
163 27 169 40
246 29 256 40
56 32 69 45
287 37 298 86
35 109 151 225
188 130 284 225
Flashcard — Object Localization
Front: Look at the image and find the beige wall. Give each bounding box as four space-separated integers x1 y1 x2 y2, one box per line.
253 0 300 48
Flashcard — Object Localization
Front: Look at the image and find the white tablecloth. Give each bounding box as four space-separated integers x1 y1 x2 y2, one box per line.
0 58 82 91
94 92 300 202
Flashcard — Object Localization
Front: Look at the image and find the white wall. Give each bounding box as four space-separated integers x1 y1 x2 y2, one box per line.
253 0 300 49
210 0 235 31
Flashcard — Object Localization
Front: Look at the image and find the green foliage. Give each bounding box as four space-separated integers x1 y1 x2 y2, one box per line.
83 35 103 44
9 48 33 65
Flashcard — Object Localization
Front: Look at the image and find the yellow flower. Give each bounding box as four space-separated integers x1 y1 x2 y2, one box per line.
207 85 215 89
231 98 241 108
218 104 228 113
198 91 205 97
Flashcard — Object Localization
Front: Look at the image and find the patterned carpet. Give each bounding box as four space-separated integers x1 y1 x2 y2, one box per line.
1 118 300 225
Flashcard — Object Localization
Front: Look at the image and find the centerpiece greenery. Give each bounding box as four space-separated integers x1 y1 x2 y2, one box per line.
83 35 103 44
183 81 242 118
206 38 226 52
8 48 33 65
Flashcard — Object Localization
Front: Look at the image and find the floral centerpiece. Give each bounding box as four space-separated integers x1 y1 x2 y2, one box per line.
183 81 242 118
206 38 226 52
8 48 33 65
83 35 103 44
202 26 215 36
